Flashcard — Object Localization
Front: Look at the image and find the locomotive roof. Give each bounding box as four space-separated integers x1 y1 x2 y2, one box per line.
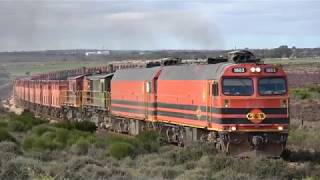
112 66 161 81
67 75 85 80
159 62 232 80
86 74 113 80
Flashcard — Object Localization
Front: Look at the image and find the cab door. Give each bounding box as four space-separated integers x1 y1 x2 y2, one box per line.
211 80 220 123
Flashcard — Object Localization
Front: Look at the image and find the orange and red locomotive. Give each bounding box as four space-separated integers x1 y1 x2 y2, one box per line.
14 50 289 156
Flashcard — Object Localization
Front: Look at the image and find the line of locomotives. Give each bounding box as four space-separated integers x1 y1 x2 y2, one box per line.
14 50 289 157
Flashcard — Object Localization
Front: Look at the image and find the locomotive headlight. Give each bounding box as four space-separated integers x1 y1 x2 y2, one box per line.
250 67 261 73
231 126 237 131
281 99 287 108
224 99 229 108
278 126 284 131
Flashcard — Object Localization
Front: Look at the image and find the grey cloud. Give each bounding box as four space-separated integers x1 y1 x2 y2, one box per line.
0 0 319 51
0 1 223 51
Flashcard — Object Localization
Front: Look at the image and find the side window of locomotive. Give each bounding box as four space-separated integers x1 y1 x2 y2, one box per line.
259 78 286 95
223 78 253 96
212 82 219 96
71 83 76 92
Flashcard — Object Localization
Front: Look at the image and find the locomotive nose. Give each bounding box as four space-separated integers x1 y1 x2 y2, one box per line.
246 108 266 124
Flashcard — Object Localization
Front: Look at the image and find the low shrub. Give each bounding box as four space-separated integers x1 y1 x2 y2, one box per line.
7 111 46 131
290 86 320 101
0 141 22 154
136 130 162 153
0 128 16 143
7 120 25 132
0 121 7 128
250 159 286 179
288 128 320 150
74 121 97 133
309 85 320 94
17 111 46 127
70 137 90 155
161 167 182 179
54 120 97 132
0 157 46 180
87 145 106 159
283 149 320 164
167 143 217 165
176 168 209 180
211 168 252 180
54 156 106 179
23 125 106 152
22 137 35 151
77 164 112 180
108 142 135 159
290 88 311 100
31 125 52 136
106 133 139 147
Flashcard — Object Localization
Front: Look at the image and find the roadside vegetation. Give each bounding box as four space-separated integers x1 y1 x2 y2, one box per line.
1 82 320 179
0 110 320 179
290 85 320 101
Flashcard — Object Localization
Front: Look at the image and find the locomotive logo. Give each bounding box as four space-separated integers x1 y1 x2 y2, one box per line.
246 109 266 124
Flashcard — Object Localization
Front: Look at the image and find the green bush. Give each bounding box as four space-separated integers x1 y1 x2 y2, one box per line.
23 125 105 152
108 142 135 159
283 149 320 164
288 128 320 150
290 88 311 100
0 121 7 128
7 111 46 131
0 128 16 143
74 121 97 133
7 120 25 132
22 137 35 151
71 137 90 155
309 85 320 93
290 86 320 101
136 130 162 153
31 125 52 136
300 91 311 100
106 133 139 147
54 121 74 130
54 120 97 132
17 111 46 126
167 144 217 165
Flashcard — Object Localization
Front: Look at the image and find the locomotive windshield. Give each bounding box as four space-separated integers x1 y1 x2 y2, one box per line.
259 77 286 95
223 78 253 96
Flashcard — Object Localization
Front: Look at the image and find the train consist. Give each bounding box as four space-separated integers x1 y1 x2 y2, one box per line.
14 50 289 157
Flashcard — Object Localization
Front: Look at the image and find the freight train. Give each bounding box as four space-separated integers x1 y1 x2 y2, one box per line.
14 50 289 157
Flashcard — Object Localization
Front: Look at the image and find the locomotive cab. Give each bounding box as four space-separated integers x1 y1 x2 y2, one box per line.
213 63 289 156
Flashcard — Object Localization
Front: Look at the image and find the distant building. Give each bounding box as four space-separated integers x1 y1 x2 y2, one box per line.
85 50 110 56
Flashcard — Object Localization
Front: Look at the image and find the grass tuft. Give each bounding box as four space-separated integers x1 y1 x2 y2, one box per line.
108 142 135 159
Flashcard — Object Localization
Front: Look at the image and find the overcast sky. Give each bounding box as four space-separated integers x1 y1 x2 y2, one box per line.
0 0 319 51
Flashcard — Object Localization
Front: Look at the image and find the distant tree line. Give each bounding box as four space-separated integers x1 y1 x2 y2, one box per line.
251 45 320 59
0 46 319 63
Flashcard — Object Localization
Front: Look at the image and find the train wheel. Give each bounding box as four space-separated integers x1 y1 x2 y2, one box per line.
215 139 226 152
